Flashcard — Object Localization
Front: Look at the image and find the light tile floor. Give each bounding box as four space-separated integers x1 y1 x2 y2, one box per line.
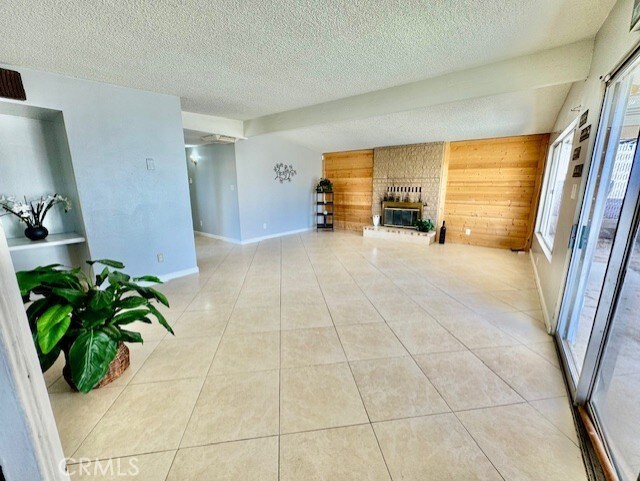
45 231 587 480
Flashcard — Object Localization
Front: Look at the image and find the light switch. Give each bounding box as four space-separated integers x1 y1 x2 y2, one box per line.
571 183 578 199
230 184 235 191
146 158 155 170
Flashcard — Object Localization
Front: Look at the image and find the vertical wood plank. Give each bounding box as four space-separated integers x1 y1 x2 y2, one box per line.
443 134 550 250
322 149 374 231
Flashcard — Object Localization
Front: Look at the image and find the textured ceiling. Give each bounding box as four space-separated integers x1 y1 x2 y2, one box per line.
273 84 573 152
0 0 614 120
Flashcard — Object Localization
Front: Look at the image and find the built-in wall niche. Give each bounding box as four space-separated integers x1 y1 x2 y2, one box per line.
0 102 88 271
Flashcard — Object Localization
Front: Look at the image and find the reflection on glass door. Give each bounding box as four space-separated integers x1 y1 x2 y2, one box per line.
557 67 640 384
591 212 640 480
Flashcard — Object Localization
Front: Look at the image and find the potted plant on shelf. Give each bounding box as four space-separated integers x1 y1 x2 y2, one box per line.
316 178 333 193
414 219 435 232
17 259 172 393
0 194 71 241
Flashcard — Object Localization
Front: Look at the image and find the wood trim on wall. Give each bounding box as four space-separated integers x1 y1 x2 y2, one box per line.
443 134 550 250
323 149 374 231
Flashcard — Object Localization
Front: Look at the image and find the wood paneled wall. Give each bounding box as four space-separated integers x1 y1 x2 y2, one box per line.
443 134 549 250
323 149 374 230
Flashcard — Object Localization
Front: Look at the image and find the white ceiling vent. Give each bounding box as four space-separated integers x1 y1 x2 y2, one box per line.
200 133 239 144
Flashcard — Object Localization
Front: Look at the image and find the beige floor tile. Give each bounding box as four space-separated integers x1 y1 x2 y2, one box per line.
281 301 333 329
131 338 219 384
413 293 472 320
181 370 279 446
527 341 561 367
488 311 552 345
373 300 434 324
390 320 466 355
454 291 519 315
281 327 346 368
374 414 503 481
327 299 385 325
281 363 368 433
50 386 124 456
209 331 280 375
126 318 174 342
457 403 586 481
74 378 202 459
172 310 228 338
336 323 407 361
530 396 579 446
185 291 236 313
436 312 520 349
473 345 567 401
351 356 449 421
167 437 278 481
43 353 65 387
415 350 523 411
492 288 542 311
280 425 390 481
282 286 325 305
226 305 281 333
68 450 175 481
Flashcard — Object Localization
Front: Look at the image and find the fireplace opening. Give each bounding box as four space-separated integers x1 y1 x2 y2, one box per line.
382 201 422 228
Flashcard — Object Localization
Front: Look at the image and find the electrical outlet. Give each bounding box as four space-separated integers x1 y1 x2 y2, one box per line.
465 228 471 236
157 253 164 263
146 158 155 171
263 223 267 230
200 220 203 227
189 177 193 184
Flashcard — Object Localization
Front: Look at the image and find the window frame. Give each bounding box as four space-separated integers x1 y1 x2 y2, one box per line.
536 120 578 257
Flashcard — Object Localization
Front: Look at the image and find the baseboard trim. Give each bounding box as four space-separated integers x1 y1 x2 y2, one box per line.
194 231 241 244
240 227 313 245
529 250 552 333
158 266 200 282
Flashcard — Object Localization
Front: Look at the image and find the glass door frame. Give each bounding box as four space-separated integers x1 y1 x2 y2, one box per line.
555 54 640 403
585 145 640 479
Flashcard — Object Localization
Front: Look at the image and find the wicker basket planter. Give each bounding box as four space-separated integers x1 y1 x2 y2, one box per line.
63 343 130 391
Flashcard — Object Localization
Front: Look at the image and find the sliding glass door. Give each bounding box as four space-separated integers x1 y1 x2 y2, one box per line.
555 53 640 480
591 203 640 480
557 61 640 388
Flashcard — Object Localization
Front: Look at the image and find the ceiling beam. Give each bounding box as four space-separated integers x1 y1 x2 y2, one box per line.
244 40 593 137
182 111 245 138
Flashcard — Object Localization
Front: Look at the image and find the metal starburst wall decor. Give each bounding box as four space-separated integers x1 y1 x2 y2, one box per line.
274 163 297 183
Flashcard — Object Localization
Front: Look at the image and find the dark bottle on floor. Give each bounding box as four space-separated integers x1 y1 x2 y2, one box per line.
439 221 446 244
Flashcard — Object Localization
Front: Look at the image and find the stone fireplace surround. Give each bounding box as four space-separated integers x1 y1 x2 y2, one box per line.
372 142 446 227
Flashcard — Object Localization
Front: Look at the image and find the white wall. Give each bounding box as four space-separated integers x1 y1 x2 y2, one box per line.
0 340 43 480
186 144 241 242
0 65 197 278
531 0 640 327
234 134 322 242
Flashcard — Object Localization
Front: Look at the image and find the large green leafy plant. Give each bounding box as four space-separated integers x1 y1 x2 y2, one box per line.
18 259 172 393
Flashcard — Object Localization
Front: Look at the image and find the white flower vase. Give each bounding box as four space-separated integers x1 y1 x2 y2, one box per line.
372 215 381 227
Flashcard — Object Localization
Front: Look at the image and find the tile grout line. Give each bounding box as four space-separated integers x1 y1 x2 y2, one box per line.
67 240 240 473
165 242 259 479
299 236 395 481
66 245 236 463
336 243 511 480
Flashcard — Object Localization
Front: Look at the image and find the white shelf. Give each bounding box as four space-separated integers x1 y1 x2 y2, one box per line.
8 232 86 252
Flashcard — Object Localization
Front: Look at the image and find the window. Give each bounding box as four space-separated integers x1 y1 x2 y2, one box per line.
536 123 576 254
